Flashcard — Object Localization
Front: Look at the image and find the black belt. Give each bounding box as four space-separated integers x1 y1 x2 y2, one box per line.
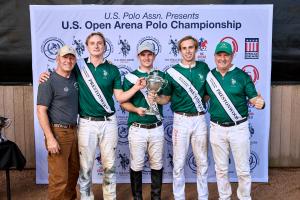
132 121 162 129
211 118 248 127
175 111 205 117
80 113 114 121
51 123 77 129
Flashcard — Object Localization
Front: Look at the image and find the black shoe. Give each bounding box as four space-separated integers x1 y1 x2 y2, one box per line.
130 168 143 200
151 168 163 200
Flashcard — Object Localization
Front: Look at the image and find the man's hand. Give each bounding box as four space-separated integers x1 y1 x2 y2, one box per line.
46 136 60 154
250 93 265 109
133 77 146 91
39 72 50 84
135 107 146 116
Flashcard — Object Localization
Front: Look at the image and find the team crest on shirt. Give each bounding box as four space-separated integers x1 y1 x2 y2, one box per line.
198 74 204 81
74 82 79 90
231 78 237 86
64 87 69 92
103 70 108 77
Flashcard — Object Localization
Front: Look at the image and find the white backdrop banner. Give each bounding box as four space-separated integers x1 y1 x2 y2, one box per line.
30 5 272 184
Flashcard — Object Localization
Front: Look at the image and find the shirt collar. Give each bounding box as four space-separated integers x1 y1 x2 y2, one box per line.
87 57 106 64
137 67 154 74
216 64 236 72
179 62 196 68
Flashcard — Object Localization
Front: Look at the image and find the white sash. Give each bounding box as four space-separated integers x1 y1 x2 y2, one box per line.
125 73 162 121
206 71 242 121
167 68 205 112
77 58 113 113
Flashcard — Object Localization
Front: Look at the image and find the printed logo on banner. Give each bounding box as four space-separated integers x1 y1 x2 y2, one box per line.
168 35 179 57
117 150 130 171
163 121 173 145
118 65 133 83
162 65 173 72
41 37 64 61
242 65 259 84
143 154 151 173
95 153 103 176
197 37 208 61
118 122 129 145
245 38 259 59
249 151 259 171
72 36 85 57
249 122 255 138
187 153 197 174
220 36 238 55
104 38 114 58
137 36 161 56
166 149 174 168
118 35 131 57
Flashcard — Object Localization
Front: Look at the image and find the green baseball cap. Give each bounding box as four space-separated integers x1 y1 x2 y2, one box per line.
215 41 233 55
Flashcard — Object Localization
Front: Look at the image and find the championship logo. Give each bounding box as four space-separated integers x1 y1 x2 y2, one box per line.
242 65 259 84
118 122 129 145
197 37 208 61
118 35 131 57
168 35 179 57
198 37 208 51
249 151 259 171
249 122 255 138
186 152 197 174
117 150 130 171
245 38 259 59
163 121 173 145
104 38 114 59
72 36 85 57
137 36 161 56
220 36 238 55
95 153 103 175
41 37 64 61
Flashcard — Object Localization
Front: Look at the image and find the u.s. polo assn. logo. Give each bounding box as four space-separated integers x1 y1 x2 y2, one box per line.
104 38 114 59
117 150 130 171
118 122 129 145
41 37 64 61
168 35 179 57
72 36 85 57
249 151 259 171
118 35 131 57
163 121 173 145
137 36 161 56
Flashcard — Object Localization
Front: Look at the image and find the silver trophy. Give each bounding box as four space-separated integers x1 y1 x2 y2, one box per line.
145 71 168 115
0 116 11 143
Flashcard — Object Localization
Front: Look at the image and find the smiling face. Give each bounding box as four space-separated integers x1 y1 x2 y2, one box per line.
138 50 155 70
56 54 76 74
86 34 106 57
179 39 197 64
214 52 234 72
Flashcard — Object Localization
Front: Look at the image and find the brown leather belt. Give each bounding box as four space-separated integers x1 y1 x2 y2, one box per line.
175 111 205 117
132 121 162 129
51 123 76 129
211 118 248 127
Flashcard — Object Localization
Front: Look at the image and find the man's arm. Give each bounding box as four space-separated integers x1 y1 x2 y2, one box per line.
114 77 146 103
37 105 60 154
120 102 146 116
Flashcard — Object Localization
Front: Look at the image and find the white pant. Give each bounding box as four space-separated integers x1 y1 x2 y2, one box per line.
210 121 251 200
128 124 164 171
78 115 118 200
172 113 208 200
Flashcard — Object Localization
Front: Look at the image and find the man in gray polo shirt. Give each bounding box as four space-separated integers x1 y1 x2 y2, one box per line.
37 45 79 200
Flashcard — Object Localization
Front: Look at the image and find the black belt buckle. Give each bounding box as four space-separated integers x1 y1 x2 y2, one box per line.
132 121 162 129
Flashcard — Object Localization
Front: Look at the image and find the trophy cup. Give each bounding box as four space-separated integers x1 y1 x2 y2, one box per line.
0 116 11 143
145 71 168 115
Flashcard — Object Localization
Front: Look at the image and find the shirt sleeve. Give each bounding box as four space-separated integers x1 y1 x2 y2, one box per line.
244 73 258 99
113 66 122 90
37 80 53 107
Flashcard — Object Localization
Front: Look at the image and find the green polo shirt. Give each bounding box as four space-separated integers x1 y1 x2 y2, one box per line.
206 66 258 123
74 58 122 117
164 61 210 113
123 69 165 126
